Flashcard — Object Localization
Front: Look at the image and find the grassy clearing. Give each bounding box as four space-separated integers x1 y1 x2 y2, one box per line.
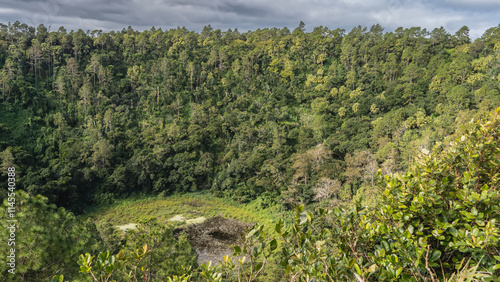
83 192 283 236
83 193 291 280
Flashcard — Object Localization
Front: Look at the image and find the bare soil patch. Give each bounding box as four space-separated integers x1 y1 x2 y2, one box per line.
177 216 252 264
116 223 138 230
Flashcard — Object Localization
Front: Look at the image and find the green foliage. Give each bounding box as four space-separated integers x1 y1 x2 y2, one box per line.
120 217 198 279
76 218 199 282
378 107 500 279
0 190 101 280
77 245 152 282
51 274 64 282
2 22 500 210
95 220 123 254
202 107 500 281
2 20 500 281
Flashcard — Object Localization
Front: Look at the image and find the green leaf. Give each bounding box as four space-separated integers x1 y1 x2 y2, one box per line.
367 264 378 273
382 240 389 251
296 205 304 213
98 251 110 262
430 250 441 262
390 254 399 263
408 225 414 234
471 207 478 216
354 263 362 275
418 195 424 203
234 246 241 255
449 227 458 237
472 228 479 237
396 267 403 278
379 248 385 258
79 265 91 273
432 229 440 237
348 258 355 268
275 220 283 235
308 212 314 222
270 239 278 252
464 172 470 182
104 264 115 274
418 237 427 247
246 228 258 239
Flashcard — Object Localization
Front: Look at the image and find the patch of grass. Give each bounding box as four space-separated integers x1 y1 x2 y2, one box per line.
83 192 279 235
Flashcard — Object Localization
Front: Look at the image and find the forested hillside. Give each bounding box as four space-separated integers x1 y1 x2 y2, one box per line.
0 22 499 212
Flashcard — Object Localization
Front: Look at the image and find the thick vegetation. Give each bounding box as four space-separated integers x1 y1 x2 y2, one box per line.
1 22 499 211
0 21 499 281
50 108 500 281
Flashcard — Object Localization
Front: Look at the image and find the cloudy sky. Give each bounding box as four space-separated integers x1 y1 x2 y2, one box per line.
0 0 499 38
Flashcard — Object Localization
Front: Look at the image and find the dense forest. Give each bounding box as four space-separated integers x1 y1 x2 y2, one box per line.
0 21 499 281
0 21 498 210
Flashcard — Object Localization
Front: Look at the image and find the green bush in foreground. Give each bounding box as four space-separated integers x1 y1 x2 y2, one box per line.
0 190 101 281
372 106 500 280
222 107 499 281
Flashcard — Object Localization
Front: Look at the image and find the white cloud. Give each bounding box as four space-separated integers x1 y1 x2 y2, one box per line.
443 0 500 7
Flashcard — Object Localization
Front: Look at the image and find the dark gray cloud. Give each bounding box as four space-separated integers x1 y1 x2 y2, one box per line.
0 0 498 38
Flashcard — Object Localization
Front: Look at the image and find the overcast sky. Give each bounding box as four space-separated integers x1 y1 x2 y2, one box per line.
0 0 499 38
